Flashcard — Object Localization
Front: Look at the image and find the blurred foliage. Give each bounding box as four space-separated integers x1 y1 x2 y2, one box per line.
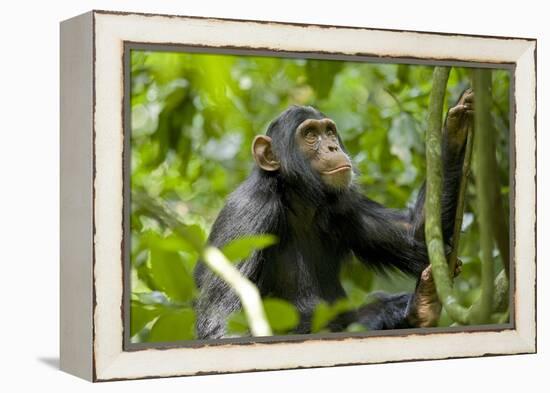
221 234 278 264
129 50 510 343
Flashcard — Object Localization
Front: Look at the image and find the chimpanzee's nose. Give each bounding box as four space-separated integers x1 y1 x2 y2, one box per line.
328 144 339 152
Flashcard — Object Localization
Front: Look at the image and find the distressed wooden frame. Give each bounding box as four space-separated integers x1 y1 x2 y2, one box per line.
60 10 537 382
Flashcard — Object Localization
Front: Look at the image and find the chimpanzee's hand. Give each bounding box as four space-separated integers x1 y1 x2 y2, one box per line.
444 88 474 149
408 261 462 328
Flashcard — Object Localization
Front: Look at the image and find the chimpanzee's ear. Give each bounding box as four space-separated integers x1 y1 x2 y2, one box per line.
252 135 280 172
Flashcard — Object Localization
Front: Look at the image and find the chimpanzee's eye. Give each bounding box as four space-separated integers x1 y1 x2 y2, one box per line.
305 129 317 141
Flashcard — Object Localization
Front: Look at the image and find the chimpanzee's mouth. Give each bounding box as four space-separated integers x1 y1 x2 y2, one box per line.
322 165 352 175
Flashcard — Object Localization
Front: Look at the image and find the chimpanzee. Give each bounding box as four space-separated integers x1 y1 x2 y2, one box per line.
194 89 474 339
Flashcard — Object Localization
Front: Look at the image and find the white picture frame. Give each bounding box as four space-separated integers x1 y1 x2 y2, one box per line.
60 10 536 382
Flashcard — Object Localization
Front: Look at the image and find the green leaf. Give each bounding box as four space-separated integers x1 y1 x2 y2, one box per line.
130 301 163 336
306 60 344 99
227 298 299 335
311 299 354 333
142 230 196 254
221 234 278 264
311 303 332 333
263 298 299 332
179 224 207 250
148 248 196 303
149 309 196 342
340 258 374 292
227 310 249 335
346 323 368 333
134 291 169 306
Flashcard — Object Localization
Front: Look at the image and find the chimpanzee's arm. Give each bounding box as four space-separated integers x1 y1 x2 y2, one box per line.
411 88 473 244
355 263 449 329
346 89 473 329
349 88 473 276
344 197 429 276
356 292 415 330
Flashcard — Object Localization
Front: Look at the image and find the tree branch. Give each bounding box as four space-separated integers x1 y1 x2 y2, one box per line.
469 69 495 324
424 66 470 325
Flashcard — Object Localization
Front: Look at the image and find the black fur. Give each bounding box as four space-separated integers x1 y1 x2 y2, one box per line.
195 105 464 339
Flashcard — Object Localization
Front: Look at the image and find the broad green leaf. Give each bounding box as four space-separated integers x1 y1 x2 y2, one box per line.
130 301 163 336
227 310 249 335
148 248 196 303
179 224 206 250
149 309 196 342
311 303 331 333
263 298 299 332
311 299 354 333
142 230 195 254
221 234 278 264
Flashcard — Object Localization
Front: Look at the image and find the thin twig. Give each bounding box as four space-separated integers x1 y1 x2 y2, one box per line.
202 247 272 336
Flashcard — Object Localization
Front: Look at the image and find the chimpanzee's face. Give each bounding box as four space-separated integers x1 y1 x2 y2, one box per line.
252 107 353 192
295 118 352 190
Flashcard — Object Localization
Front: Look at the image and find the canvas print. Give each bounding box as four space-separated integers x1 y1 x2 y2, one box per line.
127 49 511 345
